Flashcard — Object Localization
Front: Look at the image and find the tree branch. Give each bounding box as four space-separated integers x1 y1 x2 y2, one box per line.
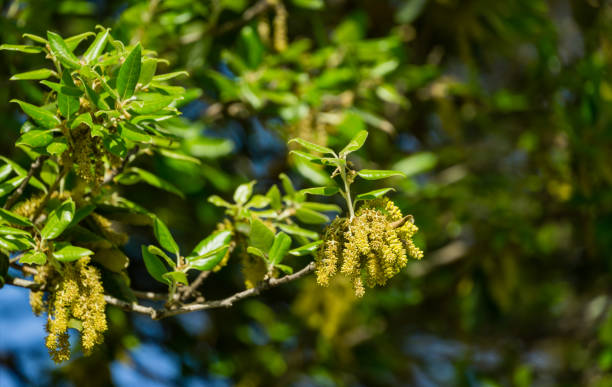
3 155 48 210
6 262 316 320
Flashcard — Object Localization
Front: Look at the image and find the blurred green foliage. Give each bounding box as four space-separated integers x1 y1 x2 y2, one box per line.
2 0 612 385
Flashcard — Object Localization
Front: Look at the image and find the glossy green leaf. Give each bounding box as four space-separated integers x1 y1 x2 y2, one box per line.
138 58 157 87
0 226 31 237
20 250 46 265
0 176 26 198
153 216 179 256
47 31 81 69
10 100 60 129
118 123 152 143
147 245 175 268
17 130 54 148
357 169 406 180
162 271 188 285
289 138 335 155
234 181 256 205
269 232 292 265
10 69 56 80
354 188 395 203
249 218 275 253
246 195 270 209
279 173 295 195
300 186 339 196
247 246 267 260
191 230 232 256
0 157 46 193
22 33 47 44
208 195 233 208
0 164 11 182
116 167 184 197
152 71 189 82
0 208 33 227
53 244 94 262
71 113 94 129
130 93 179 114
289 240 323 256
40 80 83 96
266 185 282 210
64 32 95 51
339 130 368 157
47 138 68 156
277 224 319 240
116 43 142 100
295 207 329 224
141 245 169 284
0 44 43 54
83 28 110 63
40 199 75 240
302 202 342 213
58 70 80 119
291 0 324 9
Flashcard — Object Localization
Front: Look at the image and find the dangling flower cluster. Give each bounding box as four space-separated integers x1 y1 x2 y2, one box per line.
271 0 288 52
72 126 104 188
315 198 423 297
29 257 107 362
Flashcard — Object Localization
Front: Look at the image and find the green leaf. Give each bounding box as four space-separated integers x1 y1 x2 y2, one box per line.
53 244 94 262
147 245 175 268
83 28 110 63
58 70 80 119
289 240 322 256
40 199 75 240
129 93 180 115
187 230 232 271
238 26 263 68
10 69 56 81
141 245 169 284
116 43 142 101
157 148 201 165
288 138 335 155
71 113 94 129
295 207 329 224
0 208 33 227
40 80 83 96
102 132 127 158
269 232 292 265
276 223 319 240
279 173 295 195
246 195 270 209
247 246 267 260
47 138 68 156
22 33 47 44
64 32 95 52
162 271 188 285
0 157 46 193
302 202 342 213
392 152 438 177
208 195 233 208
275 264 293 274
0 44 43 54
17 130 54 148
182 137 234 158
152 71 189 82
357 169 406 180
47 31 81 69
118 122 152 143
290 150 323 163
153 216 179 256
300 186 339 196
339 130 368 157
266 185 282 210
234 181 256 205
0 176 26 198
0 226 31 237
291 0 324 9
138 58 157 87
11 100 60 129
116 167 184 198
20 251 46 265
0 164 12 182
354 188 395 203
249 218 275 253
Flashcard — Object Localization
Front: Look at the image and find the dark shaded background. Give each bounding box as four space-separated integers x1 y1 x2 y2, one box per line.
1 0 612 385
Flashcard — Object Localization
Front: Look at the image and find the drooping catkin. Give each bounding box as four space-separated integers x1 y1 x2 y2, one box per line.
315 198 423 297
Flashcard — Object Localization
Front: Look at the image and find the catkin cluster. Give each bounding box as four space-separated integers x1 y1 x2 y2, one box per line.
29 257 107 363
72 126 104 187
315 198 423 297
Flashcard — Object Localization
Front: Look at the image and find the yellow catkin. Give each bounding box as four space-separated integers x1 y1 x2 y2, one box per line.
72 126 104 189
273 1 288 52
241 253 268 289
315 198 423 297
32 257 107 363
91 213 129 246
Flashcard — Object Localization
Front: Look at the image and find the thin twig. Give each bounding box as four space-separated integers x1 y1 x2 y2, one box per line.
132 290 168 301
6 262 316 320
179 270 211 301
4 156 48 210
